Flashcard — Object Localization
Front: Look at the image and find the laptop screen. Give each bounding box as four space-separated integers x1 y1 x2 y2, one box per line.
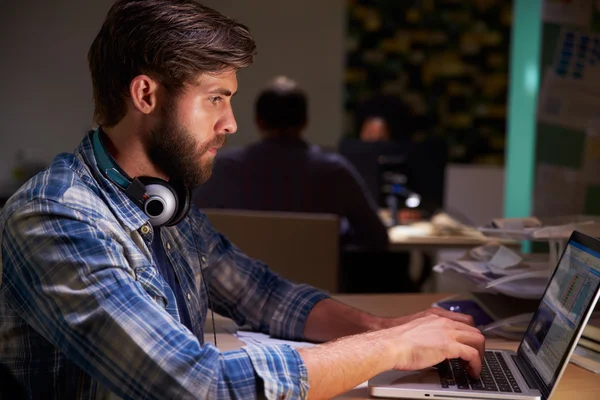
519 237 600 394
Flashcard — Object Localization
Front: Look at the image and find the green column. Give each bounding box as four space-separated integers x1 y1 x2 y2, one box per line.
504 0 543 219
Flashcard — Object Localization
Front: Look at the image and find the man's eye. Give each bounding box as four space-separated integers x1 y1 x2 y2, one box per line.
209 96 223 104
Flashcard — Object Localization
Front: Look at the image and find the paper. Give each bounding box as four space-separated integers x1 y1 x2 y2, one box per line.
491 217 542 230
488 246 523 270
538 28 600 130
543 0 592 27
552 29 600 84
434 244 553 299
538 69 600 131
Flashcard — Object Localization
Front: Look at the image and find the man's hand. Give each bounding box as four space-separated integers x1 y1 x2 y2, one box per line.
378 307 475 330
387 314 485 377
303 299 475 344
299 313 485 399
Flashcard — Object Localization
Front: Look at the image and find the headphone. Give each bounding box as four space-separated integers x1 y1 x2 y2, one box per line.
92 129 191 227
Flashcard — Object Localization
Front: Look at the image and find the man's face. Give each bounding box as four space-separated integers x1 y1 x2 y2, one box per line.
144 70 238 187
360 117 390 142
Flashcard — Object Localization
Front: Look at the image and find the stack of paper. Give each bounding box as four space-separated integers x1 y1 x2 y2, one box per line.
479 217 599 241
434 244 551 299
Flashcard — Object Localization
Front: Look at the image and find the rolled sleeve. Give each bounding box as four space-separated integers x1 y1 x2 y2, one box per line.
243 344 310 400
269 284 330 341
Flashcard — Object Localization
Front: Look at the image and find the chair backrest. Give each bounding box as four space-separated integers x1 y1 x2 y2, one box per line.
202 209 339 293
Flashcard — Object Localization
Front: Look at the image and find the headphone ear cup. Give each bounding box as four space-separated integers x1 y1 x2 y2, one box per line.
137 177 179 227
166 180 191 226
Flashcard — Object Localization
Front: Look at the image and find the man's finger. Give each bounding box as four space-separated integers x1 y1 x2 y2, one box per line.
430 308 475 326
454 343 483 378
454 330 485 364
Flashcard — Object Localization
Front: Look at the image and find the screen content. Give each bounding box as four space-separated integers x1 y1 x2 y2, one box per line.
521 241 600 386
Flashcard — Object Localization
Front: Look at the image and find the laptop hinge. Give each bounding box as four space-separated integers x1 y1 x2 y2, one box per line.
511 355 542 391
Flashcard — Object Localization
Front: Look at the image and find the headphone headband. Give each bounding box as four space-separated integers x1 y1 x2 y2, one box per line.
91 129 191 227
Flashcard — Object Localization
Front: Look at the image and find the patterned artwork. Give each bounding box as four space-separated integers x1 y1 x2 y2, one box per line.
345 0 513 164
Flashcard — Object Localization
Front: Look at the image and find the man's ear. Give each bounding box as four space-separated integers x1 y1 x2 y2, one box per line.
129 75 159 115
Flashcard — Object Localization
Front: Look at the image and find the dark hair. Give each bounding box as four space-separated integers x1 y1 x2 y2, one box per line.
354 95 420 141
88 0 256 127
255 76 308 133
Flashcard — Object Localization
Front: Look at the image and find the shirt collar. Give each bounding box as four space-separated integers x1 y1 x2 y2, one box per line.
76 130 150 232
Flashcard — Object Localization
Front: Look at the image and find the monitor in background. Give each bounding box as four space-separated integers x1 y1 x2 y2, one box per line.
338 137 448 214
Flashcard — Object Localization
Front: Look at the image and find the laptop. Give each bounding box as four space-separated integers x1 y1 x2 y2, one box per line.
369 230 600 400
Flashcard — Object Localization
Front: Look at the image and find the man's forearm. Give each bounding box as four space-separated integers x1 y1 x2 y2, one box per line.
298 329 395 399
303 298 384 342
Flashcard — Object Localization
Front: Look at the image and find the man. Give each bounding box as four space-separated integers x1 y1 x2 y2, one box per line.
0 1 484 399
194 76 389 250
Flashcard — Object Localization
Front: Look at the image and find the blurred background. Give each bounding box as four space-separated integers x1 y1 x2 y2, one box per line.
0 0 515 222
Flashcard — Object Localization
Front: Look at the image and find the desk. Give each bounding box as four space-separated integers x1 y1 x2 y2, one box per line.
380 210 519 252
388 233 516 252
206 293 600 400
385 221 519 291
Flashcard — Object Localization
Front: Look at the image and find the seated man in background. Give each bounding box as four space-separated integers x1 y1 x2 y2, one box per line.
340 94 448 219
194 76 389 251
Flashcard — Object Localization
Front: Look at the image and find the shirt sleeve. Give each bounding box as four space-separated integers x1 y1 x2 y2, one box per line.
1 199 309 400
192 207 330 341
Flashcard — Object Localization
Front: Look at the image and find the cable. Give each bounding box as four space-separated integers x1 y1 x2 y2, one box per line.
190 217 218 347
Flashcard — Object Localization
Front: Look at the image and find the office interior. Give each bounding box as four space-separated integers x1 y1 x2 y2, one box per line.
1 2 599 299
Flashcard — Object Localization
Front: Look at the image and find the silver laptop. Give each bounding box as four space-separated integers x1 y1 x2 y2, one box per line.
369 231 600 400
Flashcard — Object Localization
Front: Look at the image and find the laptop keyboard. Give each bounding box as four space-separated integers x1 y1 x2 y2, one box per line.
437 351 522 393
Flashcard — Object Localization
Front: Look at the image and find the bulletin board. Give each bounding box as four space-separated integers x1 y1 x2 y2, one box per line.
533 0 600 217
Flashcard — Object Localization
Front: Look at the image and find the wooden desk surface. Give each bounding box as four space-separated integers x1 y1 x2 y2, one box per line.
386 225 519 251
388 234 510 251
207 293 600 400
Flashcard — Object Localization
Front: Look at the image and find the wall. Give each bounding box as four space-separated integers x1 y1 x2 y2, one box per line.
0 0 344 192
0 0 109 193
533 5 600 217
344 0 513 165
444 164 505 227
200 0 344 150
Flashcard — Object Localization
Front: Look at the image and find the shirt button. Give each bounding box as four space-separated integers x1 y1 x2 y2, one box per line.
140 225 151 235
166 242 171 250
201 256 206 263
187 293 191 301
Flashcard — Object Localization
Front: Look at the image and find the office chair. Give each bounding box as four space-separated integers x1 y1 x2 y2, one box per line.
202 209 340 293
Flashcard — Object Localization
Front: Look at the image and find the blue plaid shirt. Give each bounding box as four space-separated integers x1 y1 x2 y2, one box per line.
0 132 329 399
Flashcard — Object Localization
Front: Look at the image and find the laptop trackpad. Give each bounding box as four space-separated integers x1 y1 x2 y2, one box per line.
370 368 440 388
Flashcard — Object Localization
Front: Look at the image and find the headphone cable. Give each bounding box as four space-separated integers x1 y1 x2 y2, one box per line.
190 217 218 347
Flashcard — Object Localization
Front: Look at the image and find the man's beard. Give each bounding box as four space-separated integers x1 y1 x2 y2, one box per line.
144 108 225 187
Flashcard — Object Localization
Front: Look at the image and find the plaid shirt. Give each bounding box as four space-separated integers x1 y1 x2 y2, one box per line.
0 132 329 399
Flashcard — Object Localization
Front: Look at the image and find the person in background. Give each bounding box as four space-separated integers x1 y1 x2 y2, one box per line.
341 94 447 223
194 76 389 251
355 94 420 143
